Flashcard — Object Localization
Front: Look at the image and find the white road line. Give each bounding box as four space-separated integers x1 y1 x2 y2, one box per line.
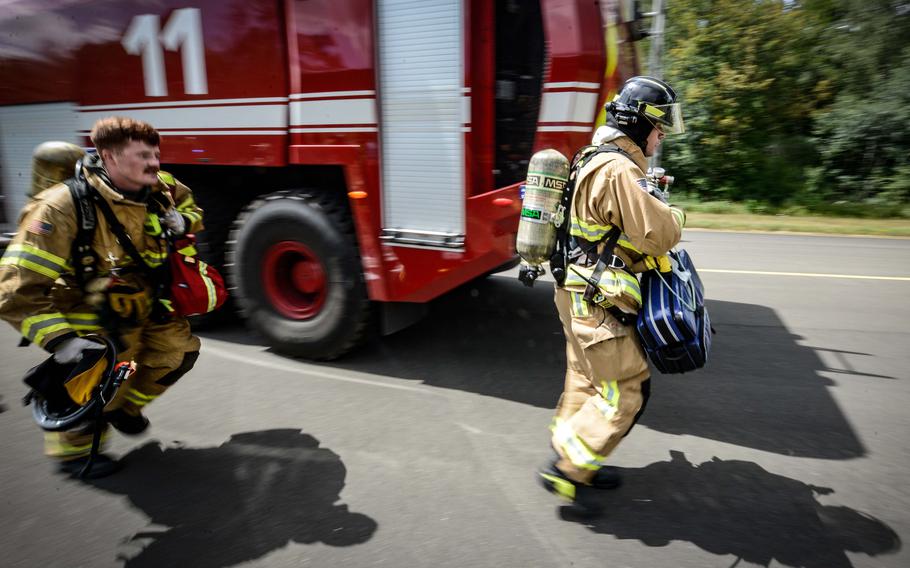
700 269 910 281
203 343 438 395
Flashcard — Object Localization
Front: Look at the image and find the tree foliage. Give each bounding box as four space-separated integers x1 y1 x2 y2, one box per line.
661 0 910 208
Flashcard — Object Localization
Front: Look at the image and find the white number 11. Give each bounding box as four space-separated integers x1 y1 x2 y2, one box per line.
122 8 208 97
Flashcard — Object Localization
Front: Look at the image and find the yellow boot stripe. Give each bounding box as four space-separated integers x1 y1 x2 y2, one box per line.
540 472 576 501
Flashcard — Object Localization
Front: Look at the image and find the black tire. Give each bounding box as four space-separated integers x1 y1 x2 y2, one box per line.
225 191 371 360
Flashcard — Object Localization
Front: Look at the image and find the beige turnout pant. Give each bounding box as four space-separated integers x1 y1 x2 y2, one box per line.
551 287 650 484
45 318 200 459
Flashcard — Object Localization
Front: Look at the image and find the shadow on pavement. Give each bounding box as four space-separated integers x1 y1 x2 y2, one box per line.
561 451 900 568
201 274 869 459
641 299 866 459
88 429 376 568
331 275 866 459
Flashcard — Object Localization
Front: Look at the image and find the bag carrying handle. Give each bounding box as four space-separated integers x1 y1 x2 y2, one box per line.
652 252 697 312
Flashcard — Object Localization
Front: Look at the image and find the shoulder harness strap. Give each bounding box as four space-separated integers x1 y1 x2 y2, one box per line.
64 170 98 287
550 143 632 287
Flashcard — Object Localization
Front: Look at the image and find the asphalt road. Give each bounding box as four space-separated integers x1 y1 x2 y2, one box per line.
1 230 908 568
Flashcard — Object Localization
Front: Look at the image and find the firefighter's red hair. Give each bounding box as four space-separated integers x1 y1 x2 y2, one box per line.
90 116 160 152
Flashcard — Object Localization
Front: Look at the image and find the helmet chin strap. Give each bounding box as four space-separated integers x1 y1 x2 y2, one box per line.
606 114 649 153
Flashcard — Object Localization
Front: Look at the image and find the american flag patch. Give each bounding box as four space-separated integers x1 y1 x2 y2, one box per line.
635 178 650 191
26 219 54 236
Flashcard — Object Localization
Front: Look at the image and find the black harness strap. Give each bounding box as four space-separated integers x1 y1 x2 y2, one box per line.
64 176 99 288
87 185 172 321
557 143 641 326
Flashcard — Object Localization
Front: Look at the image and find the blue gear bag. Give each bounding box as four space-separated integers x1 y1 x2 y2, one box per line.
636 249 712 374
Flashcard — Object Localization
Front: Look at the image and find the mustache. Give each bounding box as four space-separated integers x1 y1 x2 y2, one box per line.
144 168 159 174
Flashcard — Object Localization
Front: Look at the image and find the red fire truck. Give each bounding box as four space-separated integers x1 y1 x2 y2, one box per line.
0 0 643 359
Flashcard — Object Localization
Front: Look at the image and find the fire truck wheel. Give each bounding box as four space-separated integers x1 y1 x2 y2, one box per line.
226 191 371 360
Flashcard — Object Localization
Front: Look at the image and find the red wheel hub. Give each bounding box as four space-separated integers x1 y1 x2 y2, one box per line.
261 241 327 319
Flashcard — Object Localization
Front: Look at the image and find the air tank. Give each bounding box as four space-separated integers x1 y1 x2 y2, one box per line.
515 149 569 266
30 141 85 198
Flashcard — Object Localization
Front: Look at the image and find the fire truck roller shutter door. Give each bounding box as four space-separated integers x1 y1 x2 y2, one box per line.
226 190 371 361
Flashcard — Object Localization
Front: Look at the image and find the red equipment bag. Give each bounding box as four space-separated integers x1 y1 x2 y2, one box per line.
168 236 228 317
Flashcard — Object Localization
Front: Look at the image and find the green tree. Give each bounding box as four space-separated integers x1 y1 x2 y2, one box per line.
661 0 909 209
806 0 910 206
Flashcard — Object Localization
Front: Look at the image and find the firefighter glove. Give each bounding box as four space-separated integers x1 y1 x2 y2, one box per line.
53 337 106 364
162 208 186 236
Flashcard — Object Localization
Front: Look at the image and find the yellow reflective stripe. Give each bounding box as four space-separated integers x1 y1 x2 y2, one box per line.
141 249 167 268
540 471 577 501
671 207 686 228
566 265 642 305
45 431 110 457
586 381 620 420
65 312 102 331
33 322 75 345
1 244 71 278
177 244 198 256
7 244 69 268
157 171 176 186
144 214 163 236
126 389 156 402
601 380 620 408
125 389 158 407
617 238 642 255
22 313 74 344
570 291 589 317
141 249 167 261
1 256 60 279
200 262 217 312
591 396 617 420
176 197 202 225
159 298 175 313
553 419 606 471
643 104 665 118
182 211 203 227
570 217 612 240
181 209 201 221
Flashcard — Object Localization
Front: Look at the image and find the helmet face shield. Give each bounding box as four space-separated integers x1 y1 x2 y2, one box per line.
642 102 685 134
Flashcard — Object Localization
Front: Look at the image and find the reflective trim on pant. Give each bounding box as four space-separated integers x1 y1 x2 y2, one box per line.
553 418 607 471
105 318 200 415
45 429 110 459
123 388 159 408
551 287 650 484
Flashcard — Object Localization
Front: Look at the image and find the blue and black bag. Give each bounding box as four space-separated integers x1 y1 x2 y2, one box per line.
636 249 712 374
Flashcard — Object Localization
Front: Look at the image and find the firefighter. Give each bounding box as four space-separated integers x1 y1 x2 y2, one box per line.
538 76 687 511
0 117 204 478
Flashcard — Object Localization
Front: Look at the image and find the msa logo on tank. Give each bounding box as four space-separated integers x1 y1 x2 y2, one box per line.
521 173 566 225
122 8 208 97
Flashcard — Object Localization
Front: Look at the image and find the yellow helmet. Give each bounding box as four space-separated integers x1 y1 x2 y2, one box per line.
23 335 114 431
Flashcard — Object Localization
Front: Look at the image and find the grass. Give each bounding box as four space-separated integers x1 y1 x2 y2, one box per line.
685 212 910 237
673 198 910 237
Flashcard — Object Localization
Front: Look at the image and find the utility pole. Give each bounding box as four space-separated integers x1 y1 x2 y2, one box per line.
643 0 666 167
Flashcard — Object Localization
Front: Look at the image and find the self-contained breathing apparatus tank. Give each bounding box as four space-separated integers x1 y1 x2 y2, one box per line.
29 141 85 198
515 149 570 285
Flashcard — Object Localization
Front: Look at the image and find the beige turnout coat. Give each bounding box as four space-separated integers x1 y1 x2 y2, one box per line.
551 131 684 483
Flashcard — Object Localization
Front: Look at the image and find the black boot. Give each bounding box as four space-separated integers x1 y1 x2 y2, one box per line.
104 408 150 435
537 462 604 516
591 465 623 490
58 454 122 479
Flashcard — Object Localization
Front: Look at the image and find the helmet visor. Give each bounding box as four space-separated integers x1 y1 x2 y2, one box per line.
642 102 685 134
